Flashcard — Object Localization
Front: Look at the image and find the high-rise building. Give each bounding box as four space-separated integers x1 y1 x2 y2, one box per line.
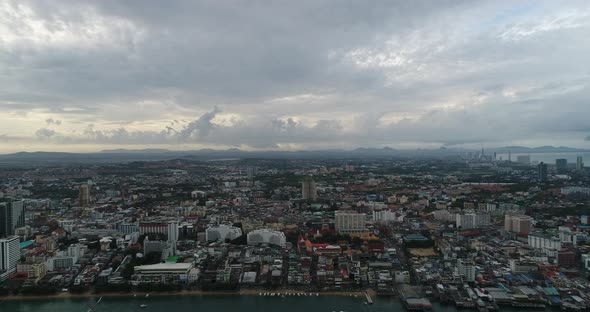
455 212 490 229
504 214 532 234
528 232 561 251
139 222 168 235
246 167 258 180
516 155 531 164
538 162 548 182
556 159 568 174
302 175 317 201
167 221 179 256
167 221 179 243
577 156 585 170
79 184 90 207
335 211 366 234
0 236 20 281
456 260 476 281
0 201 25 238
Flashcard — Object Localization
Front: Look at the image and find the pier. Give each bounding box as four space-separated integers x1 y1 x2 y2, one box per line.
364 291 374 304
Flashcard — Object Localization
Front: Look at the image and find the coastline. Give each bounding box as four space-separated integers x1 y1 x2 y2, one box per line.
0 289 373 302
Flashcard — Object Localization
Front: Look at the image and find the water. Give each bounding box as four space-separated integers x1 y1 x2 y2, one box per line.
496 152 589 164
0 295 534 312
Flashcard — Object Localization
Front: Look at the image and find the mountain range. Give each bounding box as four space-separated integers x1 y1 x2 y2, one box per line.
0 146 588 167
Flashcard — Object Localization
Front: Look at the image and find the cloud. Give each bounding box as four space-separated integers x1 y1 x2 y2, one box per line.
45 118 62 126
35 128 56 139
178 106 220 139
1 1 590 152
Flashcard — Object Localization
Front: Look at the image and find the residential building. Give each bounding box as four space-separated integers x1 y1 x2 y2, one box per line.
302 175 317 201
247 229 286 247
528 232 561 252
205 224 242 242
372 210 400 222
0 236 20 282
556 159 568 174
335 211 366 234
516 155 531 164
0 200 25 237
79 184 90 207
558 250 576 267
504 214 532 234
576 156 584 170
118 223 139 235
456 212 490 229
167 221 179 255
456 260 476 281
538 162 548 182
139 222 168 235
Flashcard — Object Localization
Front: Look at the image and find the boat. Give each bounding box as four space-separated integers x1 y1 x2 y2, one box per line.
140 304 148 308
145 294 150 298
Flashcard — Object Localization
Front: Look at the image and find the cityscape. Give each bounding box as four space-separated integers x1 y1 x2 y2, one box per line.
2 1 590 311
1 151 590 311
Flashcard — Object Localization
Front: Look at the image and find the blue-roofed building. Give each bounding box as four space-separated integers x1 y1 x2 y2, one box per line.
19 240 34 249
403 234 429 243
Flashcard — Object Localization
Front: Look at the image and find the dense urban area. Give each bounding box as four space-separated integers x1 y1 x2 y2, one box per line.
1 151 589 311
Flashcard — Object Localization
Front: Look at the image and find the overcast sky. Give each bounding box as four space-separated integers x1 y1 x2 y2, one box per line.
1 0 590 153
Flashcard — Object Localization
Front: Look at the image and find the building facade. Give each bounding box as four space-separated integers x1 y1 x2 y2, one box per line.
0 201 25 237
504 214 532 234
0 236 20 281
556 159 568 174
205 224 243 242
528 232 562 252
79 184 90 207
139 222 168 235
247 229 286 247
456 212 490 229
302 175 317 201
538 162 548 182
335 211 367 234
577 156 584 170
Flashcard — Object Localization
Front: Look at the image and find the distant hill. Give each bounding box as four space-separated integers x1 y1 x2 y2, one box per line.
0 147 458 167
0 145 587 167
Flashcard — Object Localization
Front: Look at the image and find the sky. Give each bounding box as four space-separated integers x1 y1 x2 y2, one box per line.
1 0 590 153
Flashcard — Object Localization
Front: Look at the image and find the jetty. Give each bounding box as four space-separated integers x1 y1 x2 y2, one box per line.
364 291 374 304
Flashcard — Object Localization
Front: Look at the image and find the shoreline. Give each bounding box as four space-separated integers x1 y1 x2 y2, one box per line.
0 289 373 302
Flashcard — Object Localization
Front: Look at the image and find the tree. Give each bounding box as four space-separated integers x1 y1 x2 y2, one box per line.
351 237 362 249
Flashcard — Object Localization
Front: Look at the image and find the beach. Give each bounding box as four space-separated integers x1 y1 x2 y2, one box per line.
0 288 373 302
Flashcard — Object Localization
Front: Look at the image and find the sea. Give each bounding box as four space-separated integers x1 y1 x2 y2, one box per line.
0 295 537 312
495 152 589 164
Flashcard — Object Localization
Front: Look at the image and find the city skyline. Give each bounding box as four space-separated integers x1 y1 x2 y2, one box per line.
1 1 590 153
